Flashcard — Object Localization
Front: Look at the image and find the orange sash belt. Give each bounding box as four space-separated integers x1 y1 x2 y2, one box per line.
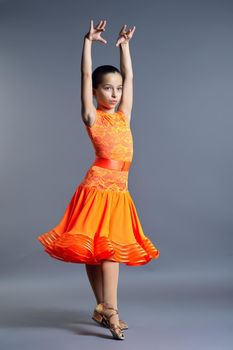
93 157 131 171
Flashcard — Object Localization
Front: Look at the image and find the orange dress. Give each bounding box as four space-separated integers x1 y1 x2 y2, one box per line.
37 109 160 266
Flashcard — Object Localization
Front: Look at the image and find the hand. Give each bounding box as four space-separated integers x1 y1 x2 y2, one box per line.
116 24 136 47
85 19 107 44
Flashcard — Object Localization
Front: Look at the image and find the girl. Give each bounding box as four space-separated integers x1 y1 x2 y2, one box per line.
37 19 160 340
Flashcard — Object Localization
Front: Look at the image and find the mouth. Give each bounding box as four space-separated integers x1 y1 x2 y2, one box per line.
110 100 117 104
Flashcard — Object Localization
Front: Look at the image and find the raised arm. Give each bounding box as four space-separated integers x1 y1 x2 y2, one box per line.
80 20 107 126
116 25 136 122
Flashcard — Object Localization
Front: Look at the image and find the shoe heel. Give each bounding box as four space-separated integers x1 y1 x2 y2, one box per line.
92 310 103 323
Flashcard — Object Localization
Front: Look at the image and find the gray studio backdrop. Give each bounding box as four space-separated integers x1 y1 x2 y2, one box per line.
1 1 233 349
1 0 232 278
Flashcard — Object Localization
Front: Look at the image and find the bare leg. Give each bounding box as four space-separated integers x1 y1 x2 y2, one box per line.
101 260 120 325
85 264 103 305
85 260 120 326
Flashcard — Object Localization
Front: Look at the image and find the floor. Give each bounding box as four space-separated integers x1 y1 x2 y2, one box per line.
0 261 232 350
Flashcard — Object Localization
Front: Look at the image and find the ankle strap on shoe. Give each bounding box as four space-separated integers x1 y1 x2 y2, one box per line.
102 303 119 314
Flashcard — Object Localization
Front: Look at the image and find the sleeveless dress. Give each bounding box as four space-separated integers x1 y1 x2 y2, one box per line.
36 109 160 266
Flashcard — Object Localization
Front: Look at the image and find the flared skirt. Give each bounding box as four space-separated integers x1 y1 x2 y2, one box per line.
36 165 160 266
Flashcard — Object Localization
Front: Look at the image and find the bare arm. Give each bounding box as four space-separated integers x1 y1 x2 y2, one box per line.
116 25 136 121
119 43 133 120
80 36 95 125
80 20 107 126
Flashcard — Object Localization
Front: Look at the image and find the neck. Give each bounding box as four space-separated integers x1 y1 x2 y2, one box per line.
97 105 116 114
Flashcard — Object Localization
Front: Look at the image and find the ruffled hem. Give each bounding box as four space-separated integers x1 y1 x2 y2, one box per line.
37 184 160 266
37 230 160 266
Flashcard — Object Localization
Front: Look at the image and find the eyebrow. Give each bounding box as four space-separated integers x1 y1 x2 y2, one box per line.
103 84 123 87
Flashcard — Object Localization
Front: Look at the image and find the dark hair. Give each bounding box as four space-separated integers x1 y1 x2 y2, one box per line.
92 65 122 89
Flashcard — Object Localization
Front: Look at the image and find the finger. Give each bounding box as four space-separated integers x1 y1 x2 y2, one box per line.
101 19 107 30
98 20 106 32
119 24 127 35
129 27 136 37
116 39 122 47
103 19 107 30
116 38 123 47
126 26 135 35
90 19 94 30
131 26 136 34
99 37 107 44
96 20 103 29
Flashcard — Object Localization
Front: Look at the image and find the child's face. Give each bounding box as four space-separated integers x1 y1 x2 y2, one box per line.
93 73 123 109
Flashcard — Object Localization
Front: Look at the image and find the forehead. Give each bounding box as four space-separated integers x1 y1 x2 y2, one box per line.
101 73 123 85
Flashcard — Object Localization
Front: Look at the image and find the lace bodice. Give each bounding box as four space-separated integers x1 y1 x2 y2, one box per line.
85 109 134 162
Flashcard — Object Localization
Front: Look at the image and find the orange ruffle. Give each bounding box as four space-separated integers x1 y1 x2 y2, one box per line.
37 184 160 266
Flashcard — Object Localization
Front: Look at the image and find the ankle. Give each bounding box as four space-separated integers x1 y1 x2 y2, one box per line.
103 301 118 309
